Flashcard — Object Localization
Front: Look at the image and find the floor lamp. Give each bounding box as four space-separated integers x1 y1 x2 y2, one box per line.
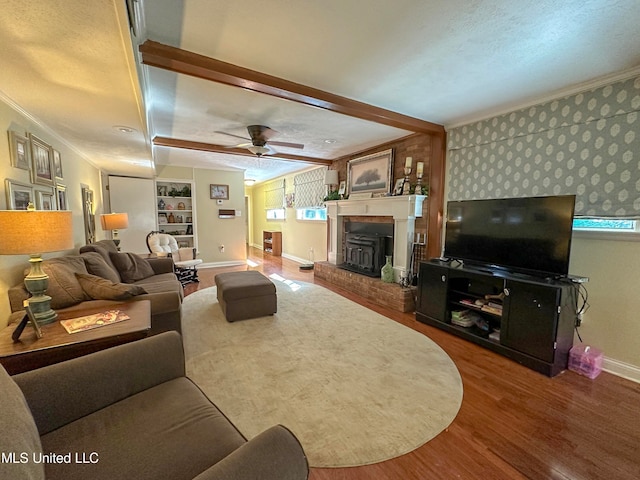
0 205 73 325
100 212 129 250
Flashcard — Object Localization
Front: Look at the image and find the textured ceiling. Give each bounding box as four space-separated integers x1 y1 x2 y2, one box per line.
1 0 639 182
0 0 151 176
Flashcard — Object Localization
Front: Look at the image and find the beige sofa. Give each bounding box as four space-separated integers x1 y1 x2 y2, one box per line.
0 331 309 480
8 240 183 335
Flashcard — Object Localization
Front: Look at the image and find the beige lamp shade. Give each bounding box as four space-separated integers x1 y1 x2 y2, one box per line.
100 212 129 231
324 169 339 186
0 210 73 254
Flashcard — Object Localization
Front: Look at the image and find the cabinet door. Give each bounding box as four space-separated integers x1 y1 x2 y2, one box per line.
502 280 561 362
417 263 449 322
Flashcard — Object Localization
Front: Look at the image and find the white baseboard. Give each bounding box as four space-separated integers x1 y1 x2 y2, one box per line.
251 243 311 265
282 253 310 265
199 261 247 269
603 357 640 384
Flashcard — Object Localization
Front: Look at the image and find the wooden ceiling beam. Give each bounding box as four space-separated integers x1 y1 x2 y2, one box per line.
152 136 333 165
139 40 445 136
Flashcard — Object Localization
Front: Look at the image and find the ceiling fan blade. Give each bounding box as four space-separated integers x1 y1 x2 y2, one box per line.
214 130 251 142
268 140 304 150
223 142 253 149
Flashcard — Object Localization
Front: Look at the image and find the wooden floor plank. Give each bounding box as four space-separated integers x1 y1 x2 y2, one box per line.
185 249 640 480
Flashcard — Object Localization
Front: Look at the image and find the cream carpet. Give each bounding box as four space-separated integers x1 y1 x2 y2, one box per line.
182 278 463 467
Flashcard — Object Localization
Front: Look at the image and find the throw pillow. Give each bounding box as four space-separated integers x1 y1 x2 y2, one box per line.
109 252 156 283
0 366 45 480
81 251 121 283
75 273 147 300
79 243 121 278
39 257 91 309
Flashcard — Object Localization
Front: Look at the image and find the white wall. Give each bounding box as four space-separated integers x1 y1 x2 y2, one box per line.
568 236 640 379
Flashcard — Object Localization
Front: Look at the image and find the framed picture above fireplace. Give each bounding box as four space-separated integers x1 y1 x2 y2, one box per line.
347 149 393 197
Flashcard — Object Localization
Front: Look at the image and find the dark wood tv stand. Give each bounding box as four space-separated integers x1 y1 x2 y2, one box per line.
416 260 578 377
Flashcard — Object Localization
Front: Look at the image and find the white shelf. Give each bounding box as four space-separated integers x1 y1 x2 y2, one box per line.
156 179 197 250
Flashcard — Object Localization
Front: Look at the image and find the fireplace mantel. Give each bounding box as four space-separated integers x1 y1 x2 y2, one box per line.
325 195 427 280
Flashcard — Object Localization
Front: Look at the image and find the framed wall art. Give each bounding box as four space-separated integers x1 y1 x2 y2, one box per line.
36 189 56 211
210 184 229 200
347 149 394 197
81 185 96 244
393 178 405 196
29 134 55 186
8 130 31 171
53 149 63 182
56 184 67 210
5 179 34 210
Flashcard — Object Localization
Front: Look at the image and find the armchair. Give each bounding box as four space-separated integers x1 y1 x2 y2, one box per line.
146 231 203 286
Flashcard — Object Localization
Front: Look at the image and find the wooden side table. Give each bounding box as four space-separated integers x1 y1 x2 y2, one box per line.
0 300 151 375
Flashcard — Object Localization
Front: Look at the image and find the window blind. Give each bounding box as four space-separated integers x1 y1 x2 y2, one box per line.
264 179 286 210
294 167 327 209
447 75 640 217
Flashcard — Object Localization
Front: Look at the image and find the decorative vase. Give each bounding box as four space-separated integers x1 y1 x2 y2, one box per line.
381 255 394 283
158 198 166 210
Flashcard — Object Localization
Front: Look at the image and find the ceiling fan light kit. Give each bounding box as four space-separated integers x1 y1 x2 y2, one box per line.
218 124 305 157
248 145 271 156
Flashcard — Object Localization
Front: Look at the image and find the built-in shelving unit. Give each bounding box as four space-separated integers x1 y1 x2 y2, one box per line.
156 179 197 250
262 231 282 256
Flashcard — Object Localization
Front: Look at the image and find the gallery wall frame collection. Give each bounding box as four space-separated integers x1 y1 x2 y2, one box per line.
5 129 67 211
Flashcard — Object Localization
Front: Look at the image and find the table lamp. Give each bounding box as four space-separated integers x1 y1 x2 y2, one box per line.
324 169 339 192
0 204 73 324
100 212 129 250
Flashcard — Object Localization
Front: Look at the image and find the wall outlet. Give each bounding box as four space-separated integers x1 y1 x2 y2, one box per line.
219 245 224 252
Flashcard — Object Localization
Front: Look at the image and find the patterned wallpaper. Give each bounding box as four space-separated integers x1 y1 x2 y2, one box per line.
447 75 640 217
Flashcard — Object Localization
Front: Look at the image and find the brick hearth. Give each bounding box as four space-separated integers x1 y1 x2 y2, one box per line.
314 261 416 313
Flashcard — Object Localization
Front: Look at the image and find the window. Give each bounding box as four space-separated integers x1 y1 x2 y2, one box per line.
296 208 327 221
266 209 286 220
573 218 638 232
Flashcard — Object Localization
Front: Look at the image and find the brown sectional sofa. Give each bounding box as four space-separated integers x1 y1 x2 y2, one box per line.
0 331 309 480
8 240 183 335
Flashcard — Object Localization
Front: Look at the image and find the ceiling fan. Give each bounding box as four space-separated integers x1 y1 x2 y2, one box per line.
216 125 304 156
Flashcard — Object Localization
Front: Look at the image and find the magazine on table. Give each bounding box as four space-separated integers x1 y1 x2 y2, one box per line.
61 310 130 334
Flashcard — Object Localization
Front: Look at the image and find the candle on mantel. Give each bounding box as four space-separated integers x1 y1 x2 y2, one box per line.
416 161 424 176
405 157 412 169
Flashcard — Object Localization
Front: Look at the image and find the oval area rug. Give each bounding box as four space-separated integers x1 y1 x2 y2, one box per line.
182 279 463 467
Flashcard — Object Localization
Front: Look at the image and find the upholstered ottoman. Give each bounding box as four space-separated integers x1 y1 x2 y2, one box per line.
215 271 277 322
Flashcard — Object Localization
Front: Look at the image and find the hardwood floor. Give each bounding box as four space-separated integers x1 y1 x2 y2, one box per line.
185 248 640 480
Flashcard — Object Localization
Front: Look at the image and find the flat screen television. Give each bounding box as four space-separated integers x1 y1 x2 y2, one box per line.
444 195 576 278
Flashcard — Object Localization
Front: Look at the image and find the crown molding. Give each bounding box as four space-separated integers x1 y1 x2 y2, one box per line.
0 89 102 171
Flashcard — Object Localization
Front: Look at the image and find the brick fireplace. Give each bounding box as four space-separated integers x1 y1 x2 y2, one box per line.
315 195 427 312
325 195 426 280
